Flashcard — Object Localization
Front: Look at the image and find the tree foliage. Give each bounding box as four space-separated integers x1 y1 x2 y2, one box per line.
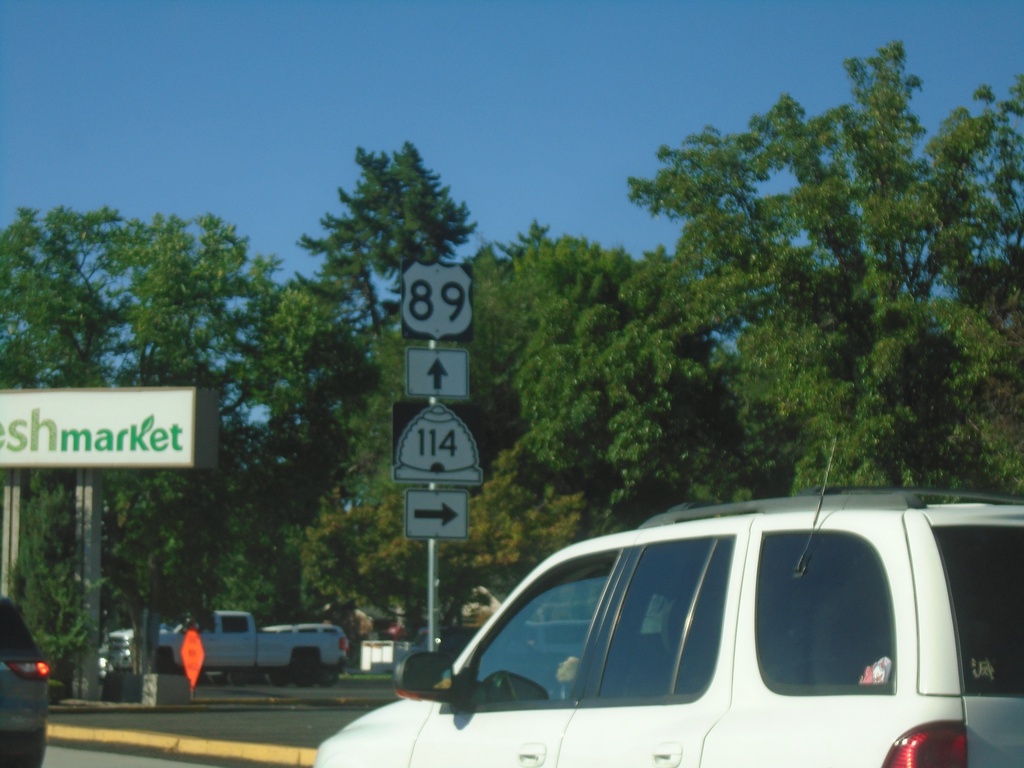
4 45 1024 657
299 141 475 334
629 41 1024 493
510 233 742 525
302 446 583 626
9 474 91 690
0 208 374 639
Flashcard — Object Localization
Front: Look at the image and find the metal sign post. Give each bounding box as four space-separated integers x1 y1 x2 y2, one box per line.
429 370 438 652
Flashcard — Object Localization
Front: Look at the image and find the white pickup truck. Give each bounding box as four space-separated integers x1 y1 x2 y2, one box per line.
156 610 348 686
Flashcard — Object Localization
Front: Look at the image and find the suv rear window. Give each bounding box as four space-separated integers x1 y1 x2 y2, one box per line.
0 602 38 650
933 525 1024 696
756 532 895 695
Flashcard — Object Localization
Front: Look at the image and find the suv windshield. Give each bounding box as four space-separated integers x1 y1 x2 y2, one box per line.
933 525 1024 696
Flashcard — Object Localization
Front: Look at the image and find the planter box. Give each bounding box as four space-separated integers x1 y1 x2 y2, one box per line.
142 673 190 705
102 672 143 703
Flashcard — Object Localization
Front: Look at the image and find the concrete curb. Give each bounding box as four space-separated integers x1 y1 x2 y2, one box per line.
48 723 317 766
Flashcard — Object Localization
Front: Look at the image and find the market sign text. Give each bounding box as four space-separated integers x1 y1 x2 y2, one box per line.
0 388 218 468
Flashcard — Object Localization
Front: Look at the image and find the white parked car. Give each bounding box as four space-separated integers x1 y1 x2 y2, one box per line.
314 489 1024 768
98 628 134 680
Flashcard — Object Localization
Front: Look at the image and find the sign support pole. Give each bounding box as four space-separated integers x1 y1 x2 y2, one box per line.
73 468 103 700
2 469 23 597
427 536 438 650
427 341 439 651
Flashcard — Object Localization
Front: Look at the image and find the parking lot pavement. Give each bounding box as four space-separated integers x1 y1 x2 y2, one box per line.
47 677 397 767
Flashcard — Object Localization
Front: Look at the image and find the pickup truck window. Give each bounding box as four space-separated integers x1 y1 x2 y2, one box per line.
220 615 250 633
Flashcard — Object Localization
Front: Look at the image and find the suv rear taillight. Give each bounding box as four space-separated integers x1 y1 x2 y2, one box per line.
5 660 50 681
882 722 966 768
339 636 350 655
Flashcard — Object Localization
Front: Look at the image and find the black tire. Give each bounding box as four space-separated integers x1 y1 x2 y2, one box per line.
289 650 320 688
317 666 339 687
9 728 45 768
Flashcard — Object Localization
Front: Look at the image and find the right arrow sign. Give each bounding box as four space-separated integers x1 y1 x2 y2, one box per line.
405 489 469 540
415 502 458 526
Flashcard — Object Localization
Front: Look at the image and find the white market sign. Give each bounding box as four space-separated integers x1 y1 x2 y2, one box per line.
0 388 218 468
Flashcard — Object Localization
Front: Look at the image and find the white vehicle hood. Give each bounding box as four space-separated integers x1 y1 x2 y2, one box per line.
313 699 434 768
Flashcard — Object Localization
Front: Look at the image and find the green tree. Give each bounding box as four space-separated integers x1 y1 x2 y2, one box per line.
9 475 91 693
0 206 123 388
300 141 475 335
629 42 1024 493
301 446 582 629
925 76 1024 488
299 142 476 508
512 233 742 525
0 208 372 646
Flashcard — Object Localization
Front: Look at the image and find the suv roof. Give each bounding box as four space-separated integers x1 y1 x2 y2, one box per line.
640 487 1024 528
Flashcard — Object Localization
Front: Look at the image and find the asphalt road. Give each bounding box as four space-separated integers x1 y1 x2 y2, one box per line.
45 746 224 768
47 675 399 767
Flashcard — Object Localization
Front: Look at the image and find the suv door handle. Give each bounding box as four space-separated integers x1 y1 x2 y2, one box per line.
518 742 547 767
653 742 683 768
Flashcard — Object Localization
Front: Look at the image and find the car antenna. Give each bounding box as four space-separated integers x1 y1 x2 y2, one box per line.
793 436 837 578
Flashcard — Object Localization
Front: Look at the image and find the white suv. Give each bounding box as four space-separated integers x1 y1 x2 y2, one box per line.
314 489 1024 768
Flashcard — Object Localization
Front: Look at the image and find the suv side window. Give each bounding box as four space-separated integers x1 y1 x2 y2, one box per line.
471 555 616 707
598 537 733 701
933 526 1024 696
756 532 895 695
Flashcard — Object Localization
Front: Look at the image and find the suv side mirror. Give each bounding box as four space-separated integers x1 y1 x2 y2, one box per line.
394 652 456 702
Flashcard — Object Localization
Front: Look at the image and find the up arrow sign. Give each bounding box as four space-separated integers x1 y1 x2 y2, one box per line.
405 489 468 540
426 358 448 391
406 348 469 400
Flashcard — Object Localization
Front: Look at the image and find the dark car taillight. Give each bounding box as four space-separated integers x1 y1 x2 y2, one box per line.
882 722 966 768
5 659 50 681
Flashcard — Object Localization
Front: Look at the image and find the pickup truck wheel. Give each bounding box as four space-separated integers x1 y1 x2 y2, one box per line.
290 651 320 687
318 666 339 687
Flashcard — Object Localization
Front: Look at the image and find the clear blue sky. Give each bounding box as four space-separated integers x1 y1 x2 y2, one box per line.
3 1 1022 281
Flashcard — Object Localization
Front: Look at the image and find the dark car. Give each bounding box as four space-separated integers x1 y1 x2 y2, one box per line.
0 599 49 768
